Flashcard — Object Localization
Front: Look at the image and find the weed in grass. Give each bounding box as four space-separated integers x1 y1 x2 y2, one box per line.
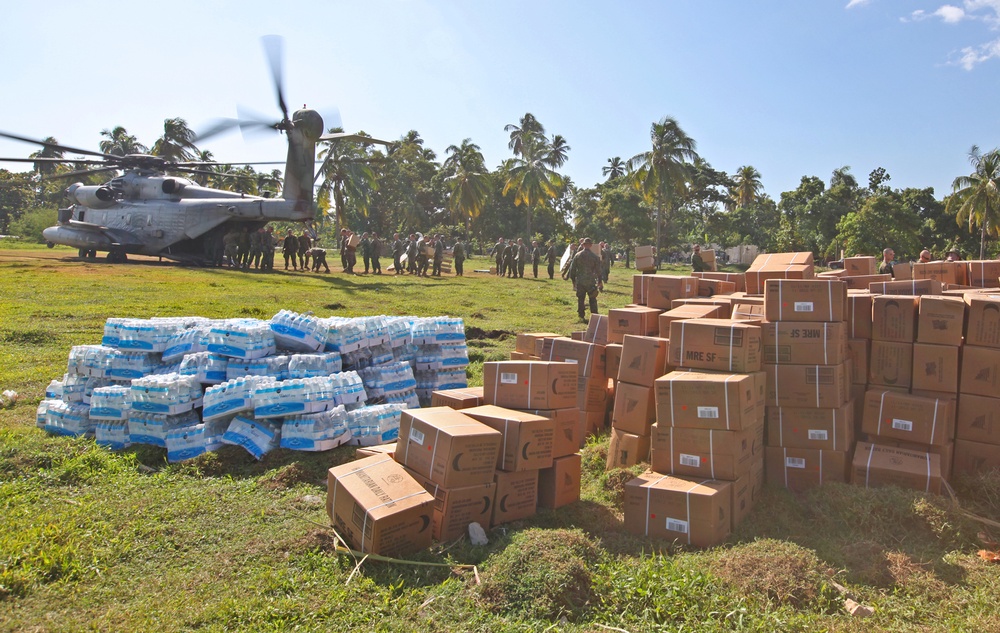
0 329 53 346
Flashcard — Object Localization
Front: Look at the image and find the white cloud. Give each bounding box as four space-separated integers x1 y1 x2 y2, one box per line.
935 5 967 22
957 37 1000 69
845 0 871 8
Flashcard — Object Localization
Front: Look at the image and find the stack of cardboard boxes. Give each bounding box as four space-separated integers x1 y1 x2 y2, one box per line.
545 336 610 450
761 279 854 491
636 245 656 272
953 294 1000 476
745 252 814 294
606 334 670 469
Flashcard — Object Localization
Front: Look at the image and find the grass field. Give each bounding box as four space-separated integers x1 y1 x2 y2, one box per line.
2 246 999 632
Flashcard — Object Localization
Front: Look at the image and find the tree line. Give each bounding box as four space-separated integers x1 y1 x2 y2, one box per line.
2 114 998 262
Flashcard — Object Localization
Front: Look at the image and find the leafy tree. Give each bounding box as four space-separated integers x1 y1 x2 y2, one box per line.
946 145 1000 259
99 126 148 156
502 113 567 238
442 139 492 237
0 170 36 233
602 157 627 181
836 192 921 260
317 128 379 230
727 196 780 252
730 165 764 210
777 176 825 253
868 167 891 194
9 206 56 242
28 137 64 178
151 118 199 162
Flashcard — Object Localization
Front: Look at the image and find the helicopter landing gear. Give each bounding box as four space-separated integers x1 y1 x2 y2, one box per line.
78 248 97 259
107 249 128 264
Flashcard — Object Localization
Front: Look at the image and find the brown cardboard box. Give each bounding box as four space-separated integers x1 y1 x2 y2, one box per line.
462 405 555 472
748 251 815 269
911 343 960 394
538 453 581 509
548 338 606 378
523 407 579 458
354 443 396 459
868 341 914 389
570 331 585 341
650 420 764 480
431 387 485 410
916 296 966 346
701 249 717 271
764 362 851 408
964 294 1000 348
844 274 892 291
395 408 503 487
851 383 867 435
580 409 606 440
872 295 919 342
818 269 847 279
764 279 848 323
577 374 610 411
608 307 662 343
952 438 1000 478
491 469 539 526
861 389 954 447
636 256 656 271
762 321 848 365
848 338 870 386
693 271 746 293
624 472 731 548
869 279 943 296
698 279 737 297
611 381 658 436
483 361 578 410
893 261 912 281
913 261 967 285
618 335 671 386
636 245 655 259
659 304 724 337
668 318 762 373
966 260 1000 288
847 292 874 339
731 460 765 527
605 343 623 381
584 314 609 345
407 470 496 542
765 402 855 452
509 351 538 361
515 332 563 356
850 441 942 494
960 345 1000 397
956 393 1000 444
633 274 653 305
873 438 953 481
765 446 850 491
656 370 765 431
607 428 652 469
645 276 700 310
844 256 877 276
327 455 435 556
730 297 766 322
746 265 814 295
672 296 735 318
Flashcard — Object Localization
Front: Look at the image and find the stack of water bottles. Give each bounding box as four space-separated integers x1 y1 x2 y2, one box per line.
225 355 289 381
287 352 342 379
410 317 470 405
280 405 352 451
270 310 327 352
346 403 408 446
90 384 133 450
206 319 276 359
179 352 229 384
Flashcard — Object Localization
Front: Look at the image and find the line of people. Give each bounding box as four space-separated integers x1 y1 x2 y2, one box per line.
491 237 560 279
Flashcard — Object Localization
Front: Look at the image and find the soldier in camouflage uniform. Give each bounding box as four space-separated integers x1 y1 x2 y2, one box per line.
391 233 404 274
546 239 557 279
570 237 604 321
237 227 251 269
432 234 444 276
360 232 372 273
282 230 299 271
262 227 276 271
298 231 312 271
249 228 264 270
223 228 240 268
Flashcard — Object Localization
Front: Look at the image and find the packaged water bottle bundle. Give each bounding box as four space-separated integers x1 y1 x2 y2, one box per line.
165 418 228 463
358 361 417 401
270 310 327 352
346 403 407 446
357 315 390 347
89 385 133 420
322 317 366 353
95 421 131 451
127 410 200 447
225 355 289 381
287 352 342 379
36 400 58 428
179 352 229 384
280 405 352 451
414 343 468 371
202 375 268 421
115 318 186 353
206 320 276 360
44 400 94 437
67 345 117 377
130 373 203 415
222 416 281 460
81 377 120 405
162 325 213 363
45 379 63 400
60 373 89 403
252 371 366 418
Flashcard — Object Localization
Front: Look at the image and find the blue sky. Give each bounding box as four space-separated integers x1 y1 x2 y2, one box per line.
1 0 999 202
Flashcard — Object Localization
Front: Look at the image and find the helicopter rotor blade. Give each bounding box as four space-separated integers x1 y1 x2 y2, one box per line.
318 132 393 146
0 130 117 160
0 157 108 165
262 35 289 123
41 165 122 181
193 118 242 144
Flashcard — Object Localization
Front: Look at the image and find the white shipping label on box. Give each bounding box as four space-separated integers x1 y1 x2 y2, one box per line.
794 302 815 312
500 373 518 384
785 457 807 469
698 406 719 419
409 428 425 446
808 430 829 441
680 453 702 467
666 518 690 533
892 419 913 432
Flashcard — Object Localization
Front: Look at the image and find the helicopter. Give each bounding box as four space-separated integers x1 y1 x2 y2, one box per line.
0 37 389 265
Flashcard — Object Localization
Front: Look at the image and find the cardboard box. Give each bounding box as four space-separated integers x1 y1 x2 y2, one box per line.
672 296 735 318
395 408 503 488
847 292 874 339
956 393 1000 445
548 338 606 378
749 251 815 269
764 279 848 323
693 271 746 293
659 304 724 338
577 374 610 411
483 361 578 410
893 262 912 281
636 256 656 271
844 274 892 291
911 343 960 394
618 335 671 386
623 472 732 548
762 321 848 366
645 276 700 310
872 295 918 342
650 420 764 481
656 370 764 431
916 296 966 346
461 405 555 472
605 343 623 381
818 269 847 279
913 261 967 286
491 469 539 526
869 279 943 296
850 441 942 494
509 351 537 361
966 260 1000 288
698 279 737 297
731 460 765 527
584 314 609 345
965 294 1000 348
515 332 562 356
633 274 653 305
952 438 1000 478
765 446 849 492
861 389 954 447
765 402 854 451
746 265 814 295
868 341 913 389
430 387 485 410
668 319 762 373
327 455 435 556
407 470 496 542
764 362 851 408
844 256 877 276
538 453 581 509
523 407 579 458
873 438 953 481
848 338 870 385
608 307 662 343
700 249 717 272
960 345 1000 397
607 428 652 469
730 298 766 322
611 381 658 436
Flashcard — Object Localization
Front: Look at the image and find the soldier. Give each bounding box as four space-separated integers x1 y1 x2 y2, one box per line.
570 237 604 321
515 238 529 278
339 228 349 271
391 232 404 274
415 234 430 277
531 240 541 278
453 239 465 276
311 247 330 273
406 233 419 274
282 230 298 271
371 232 382 274
493 237 505 276
600 241 611 282
342 228 358 273
546 239 557 279
223 228 240 268
502 240 516 278
262 226 276 271
360 232 372 273
249 228 264 270
298 231 311 271
432 234 444 276
691 245 707 272
237 227 251 269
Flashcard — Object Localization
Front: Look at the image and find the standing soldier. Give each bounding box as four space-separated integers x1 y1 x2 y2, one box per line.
600 241 611 282
531 240 542 278
342 229 358 273
282 230 299 271
432 234 444 276
691 245 707 272
406 233 419 274
502 239 515 278
493 237 505 276
570 237 604 321
391 233 404 274
339 228 349 271
415 234 430 277
298 231 311 271
546 239 558 279
223 228 240 268
236 227 251 269
249 228 264 270
371 232 382 274
515 238 529 278
360 232 372 273
453 239 465 276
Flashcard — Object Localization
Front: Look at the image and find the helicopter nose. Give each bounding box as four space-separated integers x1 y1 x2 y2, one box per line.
293 109 324 141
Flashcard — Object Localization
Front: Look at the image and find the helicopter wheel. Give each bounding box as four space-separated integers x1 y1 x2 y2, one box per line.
107 249 128 264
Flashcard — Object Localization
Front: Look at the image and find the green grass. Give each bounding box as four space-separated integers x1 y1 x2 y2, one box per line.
2 246 1000 632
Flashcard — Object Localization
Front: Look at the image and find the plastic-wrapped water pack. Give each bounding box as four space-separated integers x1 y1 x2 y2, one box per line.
206 319 276 360
346 403 407 446
43 400 94 437
287 352 342 379
130 373 203 415
222 416 280 459
178 352 229 384
270 310 327 352
127 410 200 447
89 385 132 420
202 375 268 421
280 405 352 451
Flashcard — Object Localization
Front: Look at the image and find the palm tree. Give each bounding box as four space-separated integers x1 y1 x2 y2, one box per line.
830 166 857 190
502 113 568 237
731 165 764 209
99 126 148 156
28 137 64 177
602 157 627 180
947 145 1000 259
628 116 698 265
151 118 199 162
504 113 544 157
443 139 492 237
317 128 378 230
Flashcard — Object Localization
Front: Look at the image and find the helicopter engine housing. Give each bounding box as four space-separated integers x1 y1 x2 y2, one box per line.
68 184 118 209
